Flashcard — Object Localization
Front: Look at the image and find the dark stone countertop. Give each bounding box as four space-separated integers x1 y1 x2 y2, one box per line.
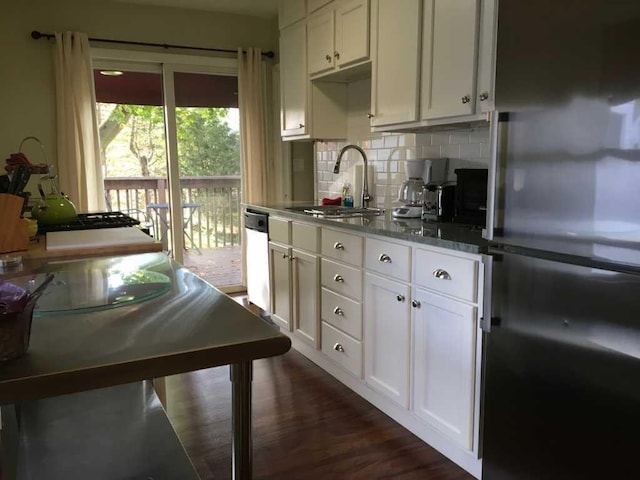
244 203 488 254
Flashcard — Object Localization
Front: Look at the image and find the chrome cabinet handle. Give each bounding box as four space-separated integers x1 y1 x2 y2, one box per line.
334 51 340 59
479 92 489 101
334 274 344 283
290 256 296 261
396 294 405 303
299 123 305 128
461 95 471 104
367 113 375 119
433 269 451 280
333 306 344 316
411 300 421 309
333 343 345 353
282 253 289 259
325 54 332 62
334 242 345 250
379 253 392 263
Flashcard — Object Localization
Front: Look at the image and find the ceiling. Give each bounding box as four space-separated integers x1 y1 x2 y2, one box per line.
111 0 279 18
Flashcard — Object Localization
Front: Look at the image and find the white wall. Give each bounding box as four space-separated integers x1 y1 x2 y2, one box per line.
316 79 490 208
0 0 278 174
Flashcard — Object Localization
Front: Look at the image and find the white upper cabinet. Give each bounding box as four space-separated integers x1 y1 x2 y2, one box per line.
279 0 307 29
420 0 479 120
308 0 333 13
334 0 370 68
308 8 336 75
476 0 497 112
280 22 308 136
370 0 422 126
308 0 370 77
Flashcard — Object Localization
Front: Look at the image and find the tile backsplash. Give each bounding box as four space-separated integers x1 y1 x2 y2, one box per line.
315 78 491 209
316 127 491 210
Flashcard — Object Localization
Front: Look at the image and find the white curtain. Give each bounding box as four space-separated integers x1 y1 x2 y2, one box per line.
238 47 273 288
54 31 105 212
237 47 273 205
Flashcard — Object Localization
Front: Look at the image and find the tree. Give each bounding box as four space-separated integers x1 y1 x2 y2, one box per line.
175 108 240 176
98 104 131 166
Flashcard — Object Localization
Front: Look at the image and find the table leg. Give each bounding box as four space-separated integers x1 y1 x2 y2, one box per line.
230 361 252 480
1 404 19 480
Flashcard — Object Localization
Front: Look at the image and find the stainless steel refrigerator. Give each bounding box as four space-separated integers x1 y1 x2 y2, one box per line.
481 1 640 478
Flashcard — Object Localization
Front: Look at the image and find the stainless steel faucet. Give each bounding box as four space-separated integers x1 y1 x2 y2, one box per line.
333 144 371 208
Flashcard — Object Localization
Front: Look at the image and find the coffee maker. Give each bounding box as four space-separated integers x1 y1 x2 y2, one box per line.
392 159 430 218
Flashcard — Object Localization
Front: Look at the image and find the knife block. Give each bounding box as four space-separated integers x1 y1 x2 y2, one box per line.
0 193 29 253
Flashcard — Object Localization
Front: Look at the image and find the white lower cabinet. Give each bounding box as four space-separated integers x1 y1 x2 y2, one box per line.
269 242 292 331
292 248 320 347
364 272 411 408
412 287 477 450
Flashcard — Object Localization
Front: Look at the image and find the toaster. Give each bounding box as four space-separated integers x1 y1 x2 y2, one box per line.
421 183 456 222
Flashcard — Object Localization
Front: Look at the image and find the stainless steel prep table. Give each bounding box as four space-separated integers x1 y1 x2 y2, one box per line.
0 252 291 480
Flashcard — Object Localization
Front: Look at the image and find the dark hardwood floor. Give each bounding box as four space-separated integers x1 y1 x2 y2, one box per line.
166 341 474 479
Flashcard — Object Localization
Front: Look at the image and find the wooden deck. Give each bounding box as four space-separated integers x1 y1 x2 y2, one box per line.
183 245 242 288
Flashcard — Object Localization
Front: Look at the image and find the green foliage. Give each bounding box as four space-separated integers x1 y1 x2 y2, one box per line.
176 108 240 176
99 103 240 178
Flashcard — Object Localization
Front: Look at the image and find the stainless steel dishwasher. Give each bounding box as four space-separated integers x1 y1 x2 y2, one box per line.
244 209 270 311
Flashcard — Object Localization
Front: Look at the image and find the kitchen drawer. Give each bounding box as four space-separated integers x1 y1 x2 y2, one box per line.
269 217 291 244
321 321 362 378
365 237 411 281
321 228 363 267
321 258 362 301
414 248 478 303
321 287 362 340
292 222 319 252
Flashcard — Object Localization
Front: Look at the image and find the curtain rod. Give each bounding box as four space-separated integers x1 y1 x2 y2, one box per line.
31 30 275 58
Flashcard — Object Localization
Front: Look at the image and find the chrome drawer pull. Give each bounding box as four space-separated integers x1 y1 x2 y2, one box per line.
334 242 345 250
282 253 289 259
334 274 345 283
333 343 345 353
333 307 344 316
379 253 392 263
396 294 405 303
411 300 421 309
433 269 451 280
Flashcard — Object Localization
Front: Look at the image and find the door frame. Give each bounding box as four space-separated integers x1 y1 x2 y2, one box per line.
92 48 243 289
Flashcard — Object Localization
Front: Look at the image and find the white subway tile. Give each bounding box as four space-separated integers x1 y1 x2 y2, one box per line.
421 145 442 158
470 126 490 143
449 130 471 144
480 142 491 158
460 143 482 158
371 137 384 149
442 144 461 159
431 131 450 145
384 135 399 148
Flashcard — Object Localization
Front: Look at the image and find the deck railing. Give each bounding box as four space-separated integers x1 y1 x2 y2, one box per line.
104 176 241 249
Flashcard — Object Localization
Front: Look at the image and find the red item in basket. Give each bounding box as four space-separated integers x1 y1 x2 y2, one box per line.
321 197 342 206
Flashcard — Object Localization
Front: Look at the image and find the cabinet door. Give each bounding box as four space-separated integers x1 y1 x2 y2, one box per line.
280 22 308 136
308 9 335 75
421 0 479 120
412 287 477 450
364 273 411 407
335 0 369 68
269 242 292 331
476 0 497 112
292 248 320 347
279 0 307 29
370 0 422 126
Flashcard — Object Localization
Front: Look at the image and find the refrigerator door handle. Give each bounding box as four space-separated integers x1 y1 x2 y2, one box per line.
481 253 502 333
483 112 508 241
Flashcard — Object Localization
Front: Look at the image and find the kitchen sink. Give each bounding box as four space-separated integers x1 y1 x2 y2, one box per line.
285 205 385 218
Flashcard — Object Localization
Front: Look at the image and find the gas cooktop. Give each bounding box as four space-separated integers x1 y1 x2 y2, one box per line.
36 212 140 235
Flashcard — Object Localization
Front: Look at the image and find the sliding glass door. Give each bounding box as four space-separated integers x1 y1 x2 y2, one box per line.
93 55 242 291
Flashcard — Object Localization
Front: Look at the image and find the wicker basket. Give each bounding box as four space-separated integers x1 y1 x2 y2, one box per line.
0 301 35 363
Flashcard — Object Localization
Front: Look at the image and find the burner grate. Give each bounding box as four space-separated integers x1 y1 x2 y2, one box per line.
37 212 140 234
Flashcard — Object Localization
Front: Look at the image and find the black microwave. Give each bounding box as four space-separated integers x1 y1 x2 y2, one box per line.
454 169 488 226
